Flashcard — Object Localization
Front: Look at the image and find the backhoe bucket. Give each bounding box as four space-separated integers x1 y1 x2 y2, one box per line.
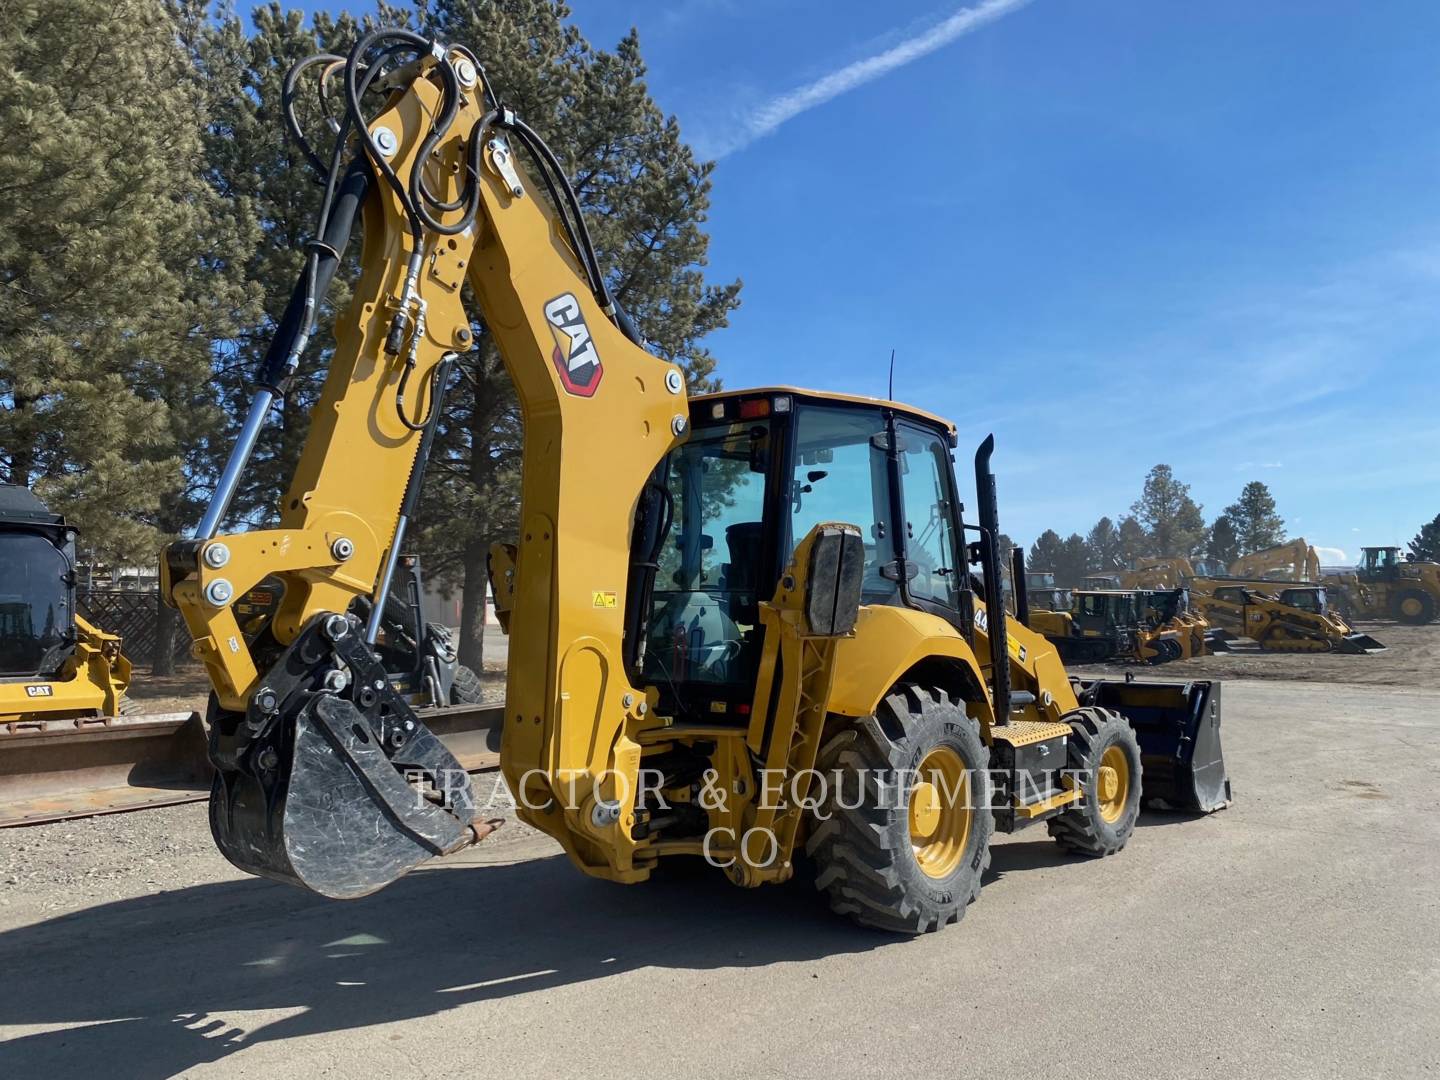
210 694 480 899
1078 679 1230 812
1337 631 1387 654
208 616 481 899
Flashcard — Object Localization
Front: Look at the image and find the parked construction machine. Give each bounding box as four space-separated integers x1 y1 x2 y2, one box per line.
1324 547 1440 625
1192 584 1385 654
1025 586 1214 664
1228 540 1319 583
159 30 1230 933
0 486 133 722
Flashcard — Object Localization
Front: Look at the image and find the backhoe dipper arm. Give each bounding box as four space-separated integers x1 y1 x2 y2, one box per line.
161 31 689 894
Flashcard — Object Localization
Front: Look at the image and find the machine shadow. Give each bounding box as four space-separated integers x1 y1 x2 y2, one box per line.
0 852 890 1076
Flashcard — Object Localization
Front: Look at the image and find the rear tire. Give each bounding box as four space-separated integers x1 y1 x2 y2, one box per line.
1048 708 1142 857
806 685 993 934
118 694 143 716
449 663 485 705
1392 589 1436 625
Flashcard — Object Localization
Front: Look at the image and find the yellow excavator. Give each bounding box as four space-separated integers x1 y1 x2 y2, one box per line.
160 30 1229 933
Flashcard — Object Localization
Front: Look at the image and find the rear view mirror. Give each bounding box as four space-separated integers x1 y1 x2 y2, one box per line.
803 524 864 636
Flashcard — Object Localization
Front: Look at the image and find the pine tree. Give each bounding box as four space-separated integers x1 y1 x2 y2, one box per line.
1130 465 1205 558
1117 516 1147 569
1029 530 1065 580
1085 516 1122 570
1059 533 1091 587
1205 513 1241 567
1224 481 1286 554
1409 513 1440 563
0 0 223 565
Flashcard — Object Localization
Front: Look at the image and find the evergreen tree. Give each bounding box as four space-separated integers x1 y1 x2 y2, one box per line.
1059 533 1091 587
1205 513 1241 567
1028 530 1064 575
1117 515 1147 568
1409 513 1440 563
0 0 224 564
1224 480 1286 554
1085 516 1122 570
1130 465 1205 557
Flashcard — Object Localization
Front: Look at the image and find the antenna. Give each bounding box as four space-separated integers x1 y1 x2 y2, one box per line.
887 349 896 401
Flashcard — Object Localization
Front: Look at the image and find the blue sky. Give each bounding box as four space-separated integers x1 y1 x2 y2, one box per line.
294 0 1440 561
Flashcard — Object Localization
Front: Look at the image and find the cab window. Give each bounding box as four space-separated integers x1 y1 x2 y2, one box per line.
787 405 897 604
897 424 963 610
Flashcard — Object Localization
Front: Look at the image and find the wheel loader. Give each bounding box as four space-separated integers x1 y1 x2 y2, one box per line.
1324 546 1440 625
0 486 133 724
159 29 1230 933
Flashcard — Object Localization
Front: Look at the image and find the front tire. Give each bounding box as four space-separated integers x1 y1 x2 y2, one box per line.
806 685 993 934
1048 708 1142 857
1393 588 1436 625
449 663 485 705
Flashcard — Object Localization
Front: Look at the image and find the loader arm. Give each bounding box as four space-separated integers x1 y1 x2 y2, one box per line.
162 31 690 895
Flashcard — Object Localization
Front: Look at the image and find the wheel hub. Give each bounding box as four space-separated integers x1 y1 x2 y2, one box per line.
909 746 972 879
1097 745 1130 824
909 781 942 839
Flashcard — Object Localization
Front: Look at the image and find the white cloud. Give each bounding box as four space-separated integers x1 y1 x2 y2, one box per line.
1315 546 1349 565
700 0 1036 158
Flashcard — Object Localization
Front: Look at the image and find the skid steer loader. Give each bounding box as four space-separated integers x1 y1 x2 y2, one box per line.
0 486 133 723
1194 584 1386 654
160 29 1230 933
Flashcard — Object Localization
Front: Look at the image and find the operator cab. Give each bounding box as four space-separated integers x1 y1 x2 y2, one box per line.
0 486 77 679
638 388 971 721
1278 587 1327 614
1359 546 1403 581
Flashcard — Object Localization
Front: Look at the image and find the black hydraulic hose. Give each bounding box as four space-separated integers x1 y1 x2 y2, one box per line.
256 162 371 394
283 52 345 178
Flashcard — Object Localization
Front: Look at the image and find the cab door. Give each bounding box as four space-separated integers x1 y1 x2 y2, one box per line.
894 420 968 630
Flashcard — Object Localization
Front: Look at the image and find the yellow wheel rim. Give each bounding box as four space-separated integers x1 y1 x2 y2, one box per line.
909 746 972 879
1097 745 1130 824
1401 597 1422 617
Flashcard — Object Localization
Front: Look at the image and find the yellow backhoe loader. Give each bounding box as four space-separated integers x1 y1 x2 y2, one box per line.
159 30 1230 933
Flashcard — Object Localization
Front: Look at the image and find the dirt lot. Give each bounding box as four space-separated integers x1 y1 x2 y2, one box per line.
1070 619 1440 688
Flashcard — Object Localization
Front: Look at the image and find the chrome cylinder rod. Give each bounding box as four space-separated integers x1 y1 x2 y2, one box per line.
195 389 274 540
365 516 409 645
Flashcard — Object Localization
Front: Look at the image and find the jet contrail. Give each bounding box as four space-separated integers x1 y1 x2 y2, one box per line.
710 0 1037 158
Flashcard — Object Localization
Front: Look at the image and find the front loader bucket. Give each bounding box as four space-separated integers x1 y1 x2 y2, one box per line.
1078 679 1230 812
1338 631 1387 654
1205 628 1263 654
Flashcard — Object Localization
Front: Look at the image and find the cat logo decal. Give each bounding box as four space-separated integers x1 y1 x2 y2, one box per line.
543 293 603 397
